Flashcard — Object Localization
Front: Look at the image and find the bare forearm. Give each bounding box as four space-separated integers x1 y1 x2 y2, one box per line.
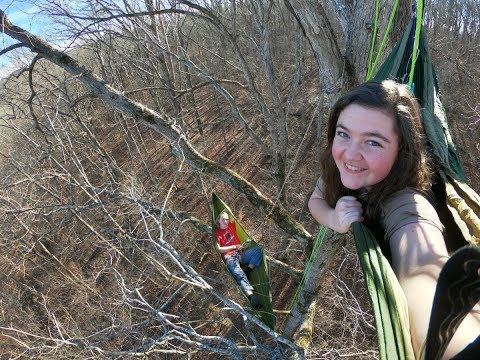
308 197 338 231
308 194 363 233
218 245 239 253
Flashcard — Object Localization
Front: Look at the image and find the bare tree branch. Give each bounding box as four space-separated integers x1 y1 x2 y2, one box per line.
0 9 312 245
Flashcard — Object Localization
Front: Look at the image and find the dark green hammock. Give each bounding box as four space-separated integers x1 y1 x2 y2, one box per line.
351 17 480 360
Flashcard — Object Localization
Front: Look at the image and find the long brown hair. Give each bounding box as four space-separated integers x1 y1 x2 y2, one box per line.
320 80 432 221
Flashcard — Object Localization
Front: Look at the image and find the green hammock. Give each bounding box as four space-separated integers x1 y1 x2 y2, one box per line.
351 16 480 360
211 193 275 330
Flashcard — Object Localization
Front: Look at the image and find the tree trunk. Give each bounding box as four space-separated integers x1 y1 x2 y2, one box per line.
284 0 347 102
282 230 348 347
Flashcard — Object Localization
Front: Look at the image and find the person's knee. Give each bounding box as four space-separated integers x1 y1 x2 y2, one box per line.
226 259 237 272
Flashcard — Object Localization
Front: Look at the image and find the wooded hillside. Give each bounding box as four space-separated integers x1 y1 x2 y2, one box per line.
0 1 478 358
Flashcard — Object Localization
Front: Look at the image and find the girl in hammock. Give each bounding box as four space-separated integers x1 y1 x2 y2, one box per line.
308 80 479 359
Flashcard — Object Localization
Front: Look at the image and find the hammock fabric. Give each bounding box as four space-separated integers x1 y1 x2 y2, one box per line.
211 193 275 330
351 17 480 360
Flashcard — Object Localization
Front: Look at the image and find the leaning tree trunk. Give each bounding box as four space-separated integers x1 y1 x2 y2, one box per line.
282 230 348 347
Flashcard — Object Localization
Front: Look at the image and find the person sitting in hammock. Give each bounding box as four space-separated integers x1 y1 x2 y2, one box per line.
308 80 480 359
215 210 263 310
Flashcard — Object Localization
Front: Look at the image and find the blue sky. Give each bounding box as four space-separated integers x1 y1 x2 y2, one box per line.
1 0 46 38
0 0 53 76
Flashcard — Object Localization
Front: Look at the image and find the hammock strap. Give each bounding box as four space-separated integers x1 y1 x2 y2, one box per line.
366 0 400 80
290 226 327 305
408 0 424 89
278 225 327 330
366 0 381 80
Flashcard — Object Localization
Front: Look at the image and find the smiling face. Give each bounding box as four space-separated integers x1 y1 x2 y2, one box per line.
332 103 399 190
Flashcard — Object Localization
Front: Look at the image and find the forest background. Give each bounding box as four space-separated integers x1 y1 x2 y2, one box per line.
0 0 479 359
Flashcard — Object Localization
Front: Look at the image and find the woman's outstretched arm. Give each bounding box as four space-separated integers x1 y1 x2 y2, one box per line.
389 222 480 359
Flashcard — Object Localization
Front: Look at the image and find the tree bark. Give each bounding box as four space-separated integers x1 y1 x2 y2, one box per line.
284 0 348 101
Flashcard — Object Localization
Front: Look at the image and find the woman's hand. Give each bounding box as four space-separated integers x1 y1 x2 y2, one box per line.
331 196 363 233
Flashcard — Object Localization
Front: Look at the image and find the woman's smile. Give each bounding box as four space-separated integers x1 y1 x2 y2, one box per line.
344 162 365 172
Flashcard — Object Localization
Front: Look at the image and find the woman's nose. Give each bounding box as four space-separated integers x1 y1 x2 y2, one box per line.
344 142 362 160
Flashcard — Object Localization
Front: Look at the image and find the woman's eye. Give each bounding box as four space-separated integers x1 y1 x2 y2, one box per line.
336 131 348 138
367 140 381 147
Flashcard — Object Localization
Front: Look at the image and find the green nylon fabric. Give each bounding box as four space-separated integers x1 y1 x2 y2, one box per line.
373 18 466 181
353 222 413 360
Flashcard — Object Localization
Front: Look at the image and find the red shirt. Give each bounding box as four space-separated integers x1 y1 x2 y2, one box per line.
216 221 240 258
